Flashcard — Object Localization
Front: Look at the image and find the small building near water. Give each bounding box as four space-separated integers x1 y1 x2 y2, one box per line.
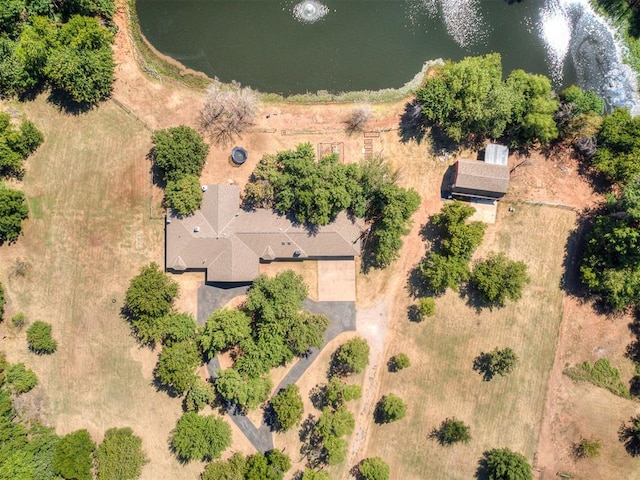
451 144 510 200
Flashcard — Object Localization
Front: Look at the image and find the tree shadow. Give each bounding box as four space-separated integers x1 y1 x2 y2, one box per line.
262 402 279 432
618 420 640 456
472 352 495 382
46 89 96 115
462 282 500 314
398 101 426 144
298 414 323 468
309 384 327 410
475 454 490 480
406 303 423 323
151 375 181 399
373 398 387 425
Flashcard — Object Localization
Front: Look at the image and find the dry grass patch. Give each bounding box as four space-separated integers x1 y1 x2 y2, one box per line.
363 203 576 480
0 97 203 480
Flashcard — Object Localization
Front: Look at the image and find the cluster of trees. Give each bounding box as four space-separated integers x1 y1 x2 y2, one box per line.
244 145 421 267
0 2 116 105
151 125 210 216
0 351 147 479
202 450 292 480
419 201 529 307
415 53 558 145
0 112 43 244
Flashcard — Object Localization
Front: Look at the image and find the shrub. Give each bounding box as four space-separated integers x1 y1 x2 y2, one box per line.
573 437 601 459
345 105 372 134
170 412 232 462
333 337 370 376
6 362 38 394
482 448 532 480
359 456 390 480
390 353 410 371
324 377 363 408
417 297 435 319
473 347 519 381
302 469 331 480
375 393 407 423
433 417 471 445
26 321 57 354
564 358 630 399
11 311 26 329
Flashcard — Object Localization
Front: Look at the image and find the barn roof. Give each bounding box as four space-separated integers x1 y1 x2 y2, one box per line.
452 159 510 198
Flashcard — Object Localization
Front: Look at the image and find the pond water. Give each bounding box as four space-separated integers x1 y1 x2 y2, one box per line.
136 0 638 110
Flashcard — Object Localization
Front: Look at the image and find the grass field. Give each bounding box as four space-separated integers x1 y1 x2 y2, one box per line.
362 203 577 479
0 97 206 479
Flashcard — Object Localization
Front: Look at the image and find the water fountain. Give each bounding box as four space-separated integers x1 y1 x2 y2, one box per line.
293 0 329 24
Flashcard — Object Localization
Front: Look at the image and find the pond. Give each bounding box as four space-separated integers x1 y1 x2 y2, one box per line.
136 0 637 110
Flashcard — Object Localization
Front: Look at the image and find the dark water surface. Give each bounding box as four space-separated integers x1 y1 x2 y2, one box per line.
136 0 635 110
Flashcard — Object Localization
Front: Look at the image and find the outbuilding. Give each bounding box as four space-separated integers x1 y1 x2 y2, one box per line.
451 159 510 200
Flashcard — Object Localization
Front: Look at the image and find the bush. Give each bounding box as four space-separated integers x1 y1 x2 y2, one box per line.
333 337 370 376
417 298 435 319
6 362 38 394
184 377 216 412
433 417 471 445
345 105 372 134
324 376 362 408
26 321 57 354
564 358 630 399
573 438 601 459
270 384 304 431
358 456 390 480
375 393 406 423
482 448 532 480
11 311 26 329
170 412 232 462
53 430 96 480
301 468 331 480
471 252 529 307
390 353 410 372
96 427 147 480
0 183 28 245
164 174 203 216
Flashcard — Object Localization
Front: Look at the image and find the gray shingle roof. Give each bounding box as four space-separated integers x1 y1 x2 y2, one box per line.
452 159 510 198
166 185 364 282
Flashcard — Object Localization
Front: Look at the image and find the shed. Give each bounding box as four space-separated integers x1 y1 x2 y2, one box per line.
484 143 509 166
452 159 509 200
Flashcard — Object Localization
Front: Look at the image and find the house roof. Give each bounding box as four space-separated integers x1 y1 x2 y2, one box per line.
452 159 510 198
166 184 365 282
484 143 509 166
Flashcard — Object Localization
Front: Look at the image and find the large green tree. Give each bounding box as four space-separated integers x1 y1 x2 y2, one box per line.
26 321 57 354
473 347 519 381
164 174 203 215
375 393 407 423
482 448 533 480
170 412 231 462
592 108 640 183
214 368 272 410
198 308 252 360
151 126 209 183
471 253 529 307
333 337 370 376
53 430 95 480
270 384 304 431
154 340 201 394
359 457 390 480
96 427 147 480
201 452 247 480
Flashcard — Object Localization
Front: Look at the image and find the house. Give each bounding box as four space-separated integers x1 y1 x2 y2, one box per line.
165 184 365 283
451 159 510 200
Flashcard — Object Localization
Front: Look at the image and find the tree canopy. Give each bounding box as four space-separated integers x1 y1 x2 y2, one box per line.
471 253 530 307
214 368 272 410
5 362 37 394
164 174 203 216
592 108 640 183
0 113 43 178
151 126 209 183
433 417 471 445
482 448 533 480
0 183 28 245
198 308 252 360
154 339 201 394
184 377 215 412
52 429 95 480
333 337 370 376
170 412 231 462
96 427 147 480
473 347 519 381
270 384 304 431
375 393 407 423
313 405 355 465
26 320 57 354
359 456 390 480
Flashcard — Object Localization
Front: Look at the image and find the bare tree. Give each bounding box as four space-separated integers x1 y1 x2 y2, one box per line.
344 104 372 134
199 81 259 145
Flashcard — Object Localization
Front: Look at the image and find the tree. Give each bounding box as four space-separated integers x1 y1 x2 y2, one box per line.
53 430 95 480
6 363 38 394
592 108 640 183
375 393 406 423
156 311 197 346
573 437 601 459
245 270 308 323
123 262 179 341
389 353 410 372
471 253 529 307
344 105 372 134
619 415 640 456
201 452 247 480
314 406 355 465
154 340 201 394
96 427 147 480
45 16 115 104
270 384 304 431
0 183 28 245
151 126 209 183
433 418 471 445
170 412 231 462
199 81 258 146
420 252 470 295
417 298 435 319
214 368 272 410
184 377 215 412
482 448 532 480
26 321 57 354
333 337 370 376
0 0 26 35
561 85 605 116
432 201 486 259
324 376 362 408
197 308 252 360
358 456 390 480
164 174 203 215
302 469 331 480
473 347 519 381
265 449 291 478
